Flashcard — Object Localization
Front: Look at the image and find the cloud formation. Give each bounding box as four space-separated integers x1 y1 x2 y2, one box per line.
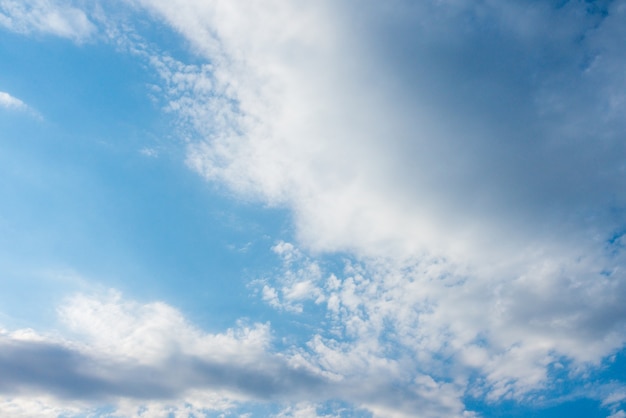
131 0 626 413
0 290 476 417
0 91 28 110
139 0 626 262
3 0 626 416
0 292 326 416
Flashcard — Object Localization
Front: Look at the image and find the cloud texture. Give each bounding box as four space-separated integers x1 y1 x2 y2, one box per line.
2 0 626 416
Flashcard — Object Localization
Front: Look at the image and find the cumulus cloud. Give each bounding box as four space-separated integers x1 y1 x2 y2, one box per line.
0 0 95 41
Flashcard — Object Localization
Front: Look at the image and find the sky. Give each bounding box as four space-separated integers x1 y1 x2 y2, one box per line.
1 0 626 417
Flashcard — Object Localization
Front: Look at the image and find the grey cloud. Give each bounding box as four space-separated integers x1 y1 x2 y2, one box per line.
0 339 184 400
0 334 468 417
0 338 329 402
344 0 626 245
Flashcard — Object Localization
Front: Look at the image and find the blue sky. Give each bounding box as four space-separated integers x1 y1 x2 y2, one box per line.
1 1 626 417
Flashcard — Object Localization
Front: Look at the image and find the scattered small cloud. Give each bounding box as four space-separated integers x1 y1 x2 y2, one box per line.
139 147 159 158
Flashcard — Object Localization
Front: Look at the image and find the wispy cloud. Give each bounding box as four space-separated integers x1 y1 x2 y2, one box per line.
0 0 95 41
0 91 27 110
0 91 41 119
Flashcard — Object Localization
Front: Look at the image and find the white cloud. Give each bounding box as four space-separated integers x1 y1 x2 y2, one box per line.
0 0 95 41
0 91 42 119
133 0 626 264
4 0 621 415
255 242 326 313
0 291 308 415
264 244 626 403
0 396 90 418
604 388 626 416
0 290 477 417
126 0 626 412
139 147 159 158
273 403 340 418
0 91 27 110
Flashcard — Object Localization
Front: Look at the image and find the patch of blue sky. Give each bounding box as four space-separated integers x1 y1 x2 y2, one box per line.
0 27 292 333
463 348 626 417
